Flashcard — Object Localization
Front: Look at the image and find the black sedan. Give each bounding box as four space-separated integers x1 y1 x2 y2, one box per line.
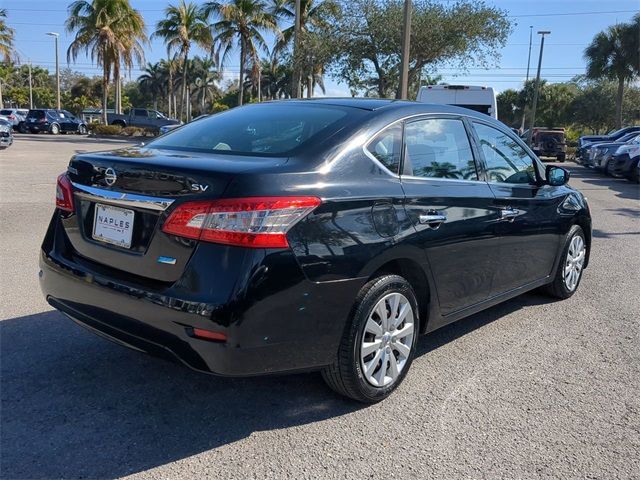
39 99 592 402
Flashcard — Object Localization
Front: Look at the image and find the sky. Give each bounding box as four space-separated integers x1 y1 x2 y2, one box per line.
4 0 640 97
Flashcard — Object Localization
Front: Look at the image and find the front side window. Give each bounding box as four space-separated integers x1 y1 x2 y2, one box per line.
366 124 402 174
404 118 477 180
473 122 537 184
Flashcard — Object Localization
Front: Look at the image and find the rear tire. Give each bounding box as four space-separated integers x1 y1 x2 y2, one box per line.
541 225 586 299
321 274 420 403
557 153 566 162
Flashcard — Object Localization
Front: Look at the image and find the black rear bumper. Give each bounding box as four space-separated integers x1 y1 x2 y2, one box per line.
39 212 365 376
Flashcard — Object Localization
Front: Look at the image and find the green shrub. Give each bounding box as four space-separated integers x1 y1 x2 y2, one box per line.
211 103 229 113
91 124 122 135
121 126 144 136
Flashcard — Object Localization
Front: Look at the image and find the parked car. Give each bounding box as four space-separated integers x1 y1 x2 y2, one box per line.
26 109 88 135
40 99 592 403
576 126 640 162
0 108 28 130
107 108 180 129
610 137 640 181
0 118 14 149
524 127 566 162
587 132 640 173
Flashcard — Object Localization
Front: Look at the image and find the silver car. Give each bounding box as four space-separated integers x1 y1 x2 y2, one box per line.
0 108 28 130
0 119 14 149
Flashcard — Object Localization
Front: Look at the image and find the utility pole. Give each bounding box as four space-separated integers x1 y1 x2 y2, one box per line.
28 62 34 108
47 32 61 110
520 25 533 133
398 0 412 99
527 31 550 147
293 0 301 98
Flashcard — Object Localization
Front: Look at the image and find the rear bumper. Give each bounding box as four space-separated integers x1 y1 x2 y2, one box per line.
39 213 365 376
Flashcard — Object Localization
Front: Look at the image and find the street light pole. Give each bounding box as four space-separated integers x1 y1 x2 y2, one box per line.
47 32 61 110
520 25 533 133
398 0 412 99
28 62 34 109
527 31 550 147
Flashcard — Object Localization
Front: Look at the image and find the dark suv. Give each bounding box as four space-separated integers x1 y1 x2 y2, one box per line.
39 100 591 402
26 109 88 135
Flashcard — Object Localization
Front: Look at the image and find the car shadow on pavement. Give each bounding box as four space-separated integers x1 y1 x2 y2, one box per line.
565 165 639 201
1 291 554 479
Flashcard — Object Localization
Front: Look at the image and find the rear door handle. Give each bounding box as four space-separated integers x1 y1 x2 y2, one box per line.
419 213 447 229
499 208 519 222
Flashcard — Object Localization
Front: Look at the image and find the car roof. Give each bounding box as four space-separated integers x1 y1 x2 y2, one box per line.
259 97 495 120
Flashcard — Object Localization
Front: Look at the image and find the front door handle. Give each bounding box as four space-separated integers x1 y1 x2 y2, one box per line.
419 213 447 229
499 208 519 222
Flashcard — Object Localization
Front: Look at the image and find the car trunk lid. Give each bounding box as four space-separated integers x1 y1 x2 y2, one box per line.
63 146 287 283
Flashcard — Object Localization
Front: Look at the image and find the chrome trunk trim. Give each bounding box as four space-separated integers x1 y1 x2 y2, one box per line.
71 182 174 211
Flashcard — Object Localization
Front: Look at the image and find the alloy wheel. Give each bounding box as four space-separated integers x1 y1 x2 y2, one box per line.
360 292 415 388
564 235 585 291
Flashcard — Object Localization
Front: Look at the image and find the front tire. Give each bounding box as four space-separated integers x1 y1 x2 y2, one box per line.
542 225 587 299
557 153 566 162
78 124 87 135
50 123 60 135
321 274 419 403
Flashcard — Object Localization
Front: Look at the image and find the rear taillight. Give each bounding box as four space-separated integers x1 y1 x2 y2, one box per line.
56 173 75 212
162 196 321 248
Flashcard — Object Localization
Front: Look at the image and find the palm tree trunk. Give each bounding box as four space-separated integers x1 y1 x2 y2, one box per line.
238 38 245 106
307 73 312 98
615 76 625 129
114 61 121 115
181 51 189 121
102 61 109 125
201 85 206 114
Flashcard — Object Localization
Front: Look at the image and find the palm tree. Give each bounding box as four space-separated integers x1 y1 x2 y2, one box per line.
0 8 16 64
138 62 165 110
272 0 339 97
190 57 220 114
204 0 278 106
585 19 640 129
66 0 147 123
154 1 212 121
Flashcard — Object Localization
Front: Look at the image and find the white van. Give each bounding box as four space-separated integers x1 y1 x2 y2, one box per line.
416 85 498 119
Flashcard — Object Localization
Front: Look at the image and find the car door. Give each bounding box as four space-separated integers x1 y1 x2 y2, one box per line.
133 109 150 128
399 115 503 317
469 120 564 294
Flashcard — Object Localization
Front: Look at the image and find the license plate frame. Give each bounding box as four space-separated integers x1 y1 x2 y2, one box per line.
92 203 135 249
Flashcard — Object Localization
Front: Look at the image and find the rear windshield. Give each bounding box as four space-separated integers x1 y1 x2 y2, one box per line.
0 110 13 115
149 103 354 156
27 110 45 119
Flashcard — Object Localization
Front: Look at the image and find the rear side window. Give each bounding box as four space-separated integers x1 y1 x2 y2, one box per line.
0 110 12 115
405 118 477 180
366 124 402 174
150 104 353 156
473 122 536 184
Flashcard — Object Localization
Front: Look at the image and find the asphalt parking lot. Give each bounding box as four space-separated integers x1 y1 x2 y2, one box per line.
1 135 639 479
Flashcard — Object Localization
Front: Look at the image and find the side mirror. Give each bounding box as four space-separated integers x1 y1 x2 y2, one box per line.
546 165 570 186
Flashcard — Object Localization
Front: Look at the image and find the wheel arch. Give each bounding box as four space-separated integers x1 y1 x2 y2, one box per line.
365 257 433 334
574 214 592 269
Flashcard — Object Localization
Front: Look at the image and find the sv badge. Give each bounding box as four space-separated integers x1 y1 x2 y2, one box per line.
191 184 209 192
